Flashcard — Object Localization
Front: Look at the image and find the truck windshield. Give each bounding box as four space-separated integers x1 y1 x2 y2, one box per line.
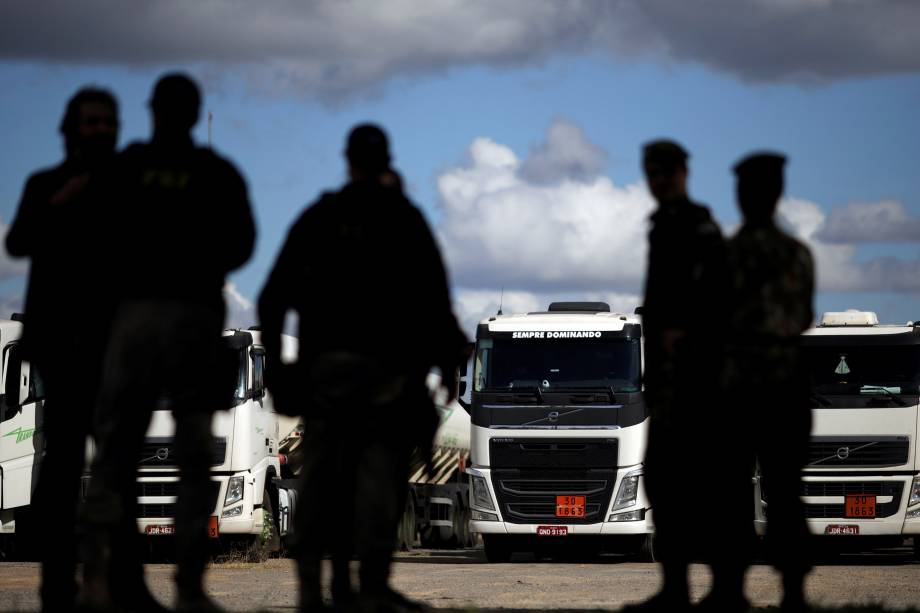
474 338 640 392
803 345 920 396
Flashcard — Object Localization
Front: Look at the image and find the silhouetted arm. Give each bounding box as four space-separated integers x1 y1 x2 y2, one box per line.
216 159 256 274
6 174 43 258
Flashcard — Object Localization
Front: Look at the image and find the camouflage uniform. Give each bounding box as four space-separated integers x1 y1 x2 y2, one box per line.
642 197 729 567
725 221 815 580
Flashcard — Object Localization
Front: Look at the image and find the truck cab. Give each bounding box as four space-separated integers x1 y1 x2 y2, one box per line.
462 302 653 561
754 310 920 552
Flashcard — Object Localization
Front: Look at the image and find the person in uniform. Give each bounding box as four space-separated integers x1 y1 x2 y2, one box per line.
258 124 468 613
630 140 731 612
725 153 814 613
6 87 119 613
82 73 255 613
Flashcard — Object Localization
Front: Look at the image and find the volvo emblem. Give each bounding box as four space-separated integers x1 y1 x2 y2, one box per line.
547 411 560 422
836 447 850 460
155 447 170 461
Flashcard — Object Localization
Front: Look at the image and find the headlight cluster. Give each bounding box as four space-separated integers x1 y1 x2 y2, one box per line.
909 476 920 507
224 476 244 507
470 474 495 511
611 470 642 512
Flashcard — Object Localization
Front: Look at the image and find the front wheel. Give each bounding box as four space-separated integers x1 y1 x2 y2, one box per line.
636 533 656 563
482 535 513 563
249 486 281 560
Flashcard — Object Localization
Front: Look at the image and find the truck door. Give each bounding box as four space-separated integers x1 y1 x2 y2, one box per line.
0 342 45 509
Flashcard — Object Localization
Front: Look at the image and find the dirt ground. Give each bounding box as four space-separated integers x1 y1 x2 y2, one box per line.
1 548 920 612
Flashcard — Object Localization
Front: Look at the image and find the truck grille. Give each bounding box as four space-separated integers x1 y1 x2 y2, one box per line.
801 481 903 519
137 482 180 497
139 503 175 518
135 481 220 518
137 437 227 467
491 469 616 525
806 437 909 467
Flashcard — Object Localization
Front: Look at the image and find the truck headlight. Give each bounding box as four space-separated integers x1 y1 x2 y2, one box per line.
222 505 243 518
471 509 499 522
470 474 495 511
611 470 642 512
910 476 920 507
225 476 244 506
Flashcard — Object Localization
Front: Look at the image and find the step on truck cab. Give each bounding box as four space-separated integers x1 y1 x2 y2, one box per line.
461 302 653 562
754 310 920 553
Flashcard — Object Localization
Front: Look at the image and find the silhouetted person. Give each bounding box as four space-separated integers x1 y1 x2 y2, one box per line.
6 87 119 613
82 73 255 613
725 153 814 613
259 124 467 613
631 141 730 613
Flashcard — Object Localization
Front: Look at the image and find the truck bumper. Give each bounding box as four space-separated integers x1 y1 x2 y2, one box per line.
472 515 653 536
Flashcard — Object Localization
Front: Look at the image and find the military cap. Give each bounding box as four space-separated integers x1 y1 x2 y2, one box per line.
642 139 689 167
733 152 786 177
346 123 391 173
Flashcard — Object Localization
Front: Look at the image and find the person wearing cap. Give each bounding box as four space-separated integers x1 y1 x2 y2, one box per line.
81 73 255 613
724 153 814 613
629 140 731 612
259 123 468 613
7 86 120 613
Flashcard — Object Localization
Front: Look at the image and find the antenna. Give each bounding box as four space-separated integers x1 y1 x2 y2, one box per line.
497 286 504 316
207 111 213 148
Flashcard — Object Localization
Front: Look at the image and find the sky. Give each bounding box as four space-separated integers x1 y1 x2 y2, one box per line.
0 1 918 334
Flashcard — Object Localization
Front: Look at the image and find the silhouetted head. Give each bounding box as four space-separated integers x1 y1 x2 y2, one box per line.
149 73 201 138
734 152 786 225
346 123 391 181
59 87 119 162
642 140 689 204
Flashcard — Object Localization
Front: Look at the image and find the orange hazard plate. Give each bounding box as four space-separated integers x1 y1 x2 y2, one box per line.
845 494 876 518
555 495 585 518
208 516 220 538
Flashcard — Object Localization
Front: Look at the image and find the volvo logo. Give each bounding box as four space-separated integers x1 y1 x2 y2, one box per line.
547 411 560 422
836 447 850 460
155 447 170 461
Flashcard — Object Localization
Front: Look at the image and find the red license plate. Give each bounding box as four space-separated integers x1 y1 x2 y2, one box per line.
825 524 859 535
537 525 568 536
845 494 876 518
555 495 585 518
145 524 175 536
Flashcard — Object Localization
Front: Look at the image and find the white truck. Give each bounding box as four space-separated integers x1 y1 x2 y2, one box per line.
460 302 653 562
0 321 300 554
754 310 920 555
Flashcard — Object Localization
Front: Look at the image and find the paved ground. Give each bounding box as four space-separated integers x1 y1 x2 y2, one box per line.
2 549 920 612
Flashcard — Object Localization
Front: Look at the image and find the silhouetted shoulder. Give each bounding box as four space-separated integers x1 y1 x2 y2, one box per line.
6 163 69 257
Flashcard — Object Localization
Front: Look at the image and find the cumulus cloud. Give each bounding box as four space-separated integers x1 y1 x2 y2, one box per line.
437 119 654 293
1 1 918 98
437 120 920 333
814 200 920 244
520 119 607 184
779 199 920 293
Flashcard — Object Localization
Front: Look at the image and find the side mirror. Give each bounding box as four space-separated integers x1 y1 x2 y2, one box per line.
4 358 30 407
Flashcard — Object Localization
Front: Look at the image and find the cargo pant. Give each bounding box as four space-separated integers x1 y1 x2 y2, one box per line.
82 300 225 603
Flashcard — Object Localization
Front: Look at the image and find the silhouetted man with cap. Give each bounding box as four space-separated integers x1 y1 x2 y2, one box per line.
259 123 468 613
630 140 730 612
7 86 119 613
82 73 255 613
725 153 814 613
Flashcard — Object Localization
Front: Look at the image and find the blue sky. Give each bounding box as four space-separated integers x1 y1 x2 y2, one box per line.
1 2 918 331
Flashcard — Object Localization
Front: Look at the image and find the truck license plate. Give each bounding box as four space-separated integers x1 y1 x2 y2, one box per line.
537 526 568 536
555 495 585 518
825 524 859 535
845 494 876 518
145 525 175 536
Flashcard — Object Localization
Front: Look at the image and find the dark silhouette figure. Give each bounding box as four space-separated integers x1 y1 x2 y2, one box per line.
259 124 468 613
725 153 814 613
6 87 119 613
81 73 255 613
630 141 731 613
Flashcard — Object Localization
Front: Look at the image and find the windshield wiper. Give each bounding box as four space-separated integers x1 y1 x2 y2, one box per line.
505 385 544 404
860 385 908 407
809 392 832 408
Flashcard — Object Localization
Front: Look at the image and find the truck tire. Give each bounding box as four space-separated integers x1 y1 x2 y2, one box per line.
636 533 656 563
250 486 281 560
398 495 417 551
482 535 513 563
